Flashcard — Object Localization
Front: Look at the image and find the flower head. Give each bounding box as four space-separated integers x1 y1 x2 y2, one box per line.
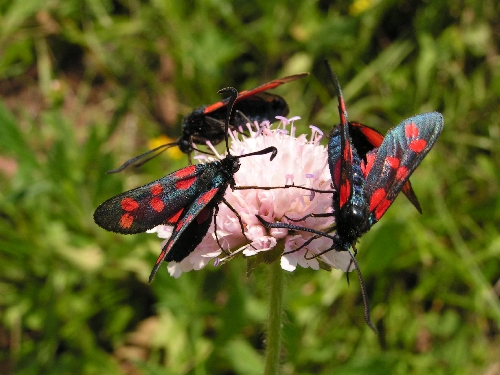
149 117 353 277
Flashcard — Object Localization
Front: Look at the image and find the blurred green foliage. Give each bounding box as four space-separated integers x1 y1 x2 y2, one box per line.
1 0 499 373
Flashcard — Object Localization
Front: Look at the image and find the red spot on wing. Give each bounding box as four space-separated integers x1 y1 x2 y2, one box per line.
343 141 352 162
120 213 134 228
369 188 386 212
204 88 256 113
339 98 347 124
386 157 400 169
196 207 211 224
203 74 307 114
174 165 197 178
176 215 193 231
234 88 253 98
396 166 409 181
204 101 225 113
339 100 345 112
242 79 285 93
334 160 341 186
352 122 383 147
198 188 218 205
176 176 196 190
363 152 376 177
339 180 350 209
150 197 165 212
204 91 250 113
232 76 303 103
155 247 169 266
405 122 419 139
150 183 163 195
121 197 139 212
166 208 184 224
409 139 427 153
374 199 391 220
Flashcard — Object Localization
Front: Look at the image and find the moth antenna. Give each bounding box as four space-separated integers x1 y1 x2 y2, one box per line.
236 146 278 162
217 86 239 155
107 142 179 173
347 247 377 334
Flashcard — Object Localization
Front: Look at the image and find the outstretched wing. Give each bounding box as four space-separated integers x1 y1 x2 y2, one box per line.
182 73 309 147
363 112 443 221
149 187 220 282
149 187 221 282
94 164 205 234
201 91 291 138
349 122 384 158
350 121 422 213
202 73 309 114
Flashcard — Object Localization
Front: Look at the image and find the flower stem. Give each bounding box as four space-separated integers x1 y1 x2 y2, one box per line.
264 257 285 375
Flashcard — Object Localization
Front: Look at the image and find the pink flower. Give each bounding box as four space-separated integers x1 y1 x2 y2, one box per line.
149 117 353 277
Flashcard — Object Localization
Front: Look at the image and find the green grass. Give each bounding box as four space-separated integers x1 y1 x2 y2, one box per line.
1 0 499 373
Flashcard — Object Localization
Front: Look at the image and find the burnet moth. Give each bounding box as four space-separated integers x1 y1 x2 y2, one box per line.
257 64 443 330
343 122 422 213
94 87 278 282
179 73 309 153
110 73 308 172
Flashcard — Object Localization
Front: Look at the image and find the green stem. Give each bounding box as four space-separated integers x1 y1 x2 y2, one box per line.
264 257 285 375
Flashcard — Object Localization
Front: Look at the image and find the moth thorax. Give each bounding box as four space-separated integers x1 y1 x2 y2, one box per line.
182 110 205 134
337 202 369 242
221 156 241 175
230 159 240 174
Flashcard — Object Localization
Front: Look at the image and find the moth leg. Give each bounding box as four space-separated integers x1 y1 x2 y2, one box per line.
222 198 257 250
283 234 321 255
213 205 231 257
233 110 252 134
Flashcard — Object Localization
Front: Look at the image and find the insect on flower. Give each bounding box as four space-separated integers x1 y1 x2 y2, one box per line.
108 73 308 172
179 73 309 154
94 87 278 282
148 117 355 279
257 64 443 330
340 121 422 213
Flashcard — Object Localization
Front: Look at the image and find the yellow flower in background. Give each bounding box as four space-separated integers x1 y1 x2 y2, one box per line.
349 0 373 15
148 134 184 160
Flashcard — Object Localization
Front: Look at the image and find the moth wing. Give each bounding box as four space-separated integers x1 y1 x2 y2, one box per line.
364 112 443 221
94 165 205 234
148 187 222 281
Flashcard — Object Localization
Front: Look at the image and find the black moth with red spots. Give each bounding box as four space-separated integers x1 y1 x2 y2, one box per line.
343 121 422 213
94 87 277 282
107 73 308 174
179 73 309 154
257 65 443 330
324 64 443 248
134 73 308 165
328 109 443 248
